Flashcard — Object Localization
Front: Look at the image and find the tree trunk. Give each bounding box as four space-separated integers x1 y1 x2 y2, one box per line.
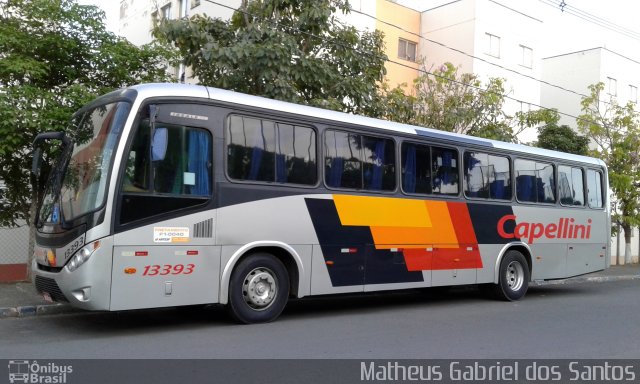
623 224 633 265
26 193 38 282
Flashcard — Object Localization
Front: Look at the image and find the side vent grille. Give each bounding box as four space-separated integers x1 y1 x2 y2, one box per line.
193 218 213 238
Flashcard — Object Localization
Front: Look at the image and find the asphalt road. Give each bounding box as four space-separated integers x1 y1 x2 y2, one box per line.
1 280 639 359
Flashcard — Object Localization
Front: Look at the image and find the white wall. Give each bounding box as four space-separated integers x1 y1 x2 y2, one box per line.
541 49 601 128
119 0 240 47
420 0 475 71
420 0 543 143
541 48 640 129
335 0 377 32
599 49 640 107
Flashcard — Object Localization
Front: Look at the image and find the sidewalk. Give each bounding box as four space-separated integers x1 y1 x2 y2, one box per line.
1 264 639 319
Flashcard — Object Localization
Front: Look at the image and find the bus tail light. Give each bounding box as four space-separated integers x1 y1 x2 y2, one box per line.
67 241 101 272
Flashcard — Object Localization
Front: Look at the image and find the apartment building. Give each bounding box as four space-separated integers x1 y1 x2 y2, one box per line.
541 47 640 264
541 47 640 127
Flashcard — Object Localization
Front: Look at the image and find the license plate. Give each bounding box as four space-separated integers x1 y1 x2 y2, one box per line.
42 292 53 302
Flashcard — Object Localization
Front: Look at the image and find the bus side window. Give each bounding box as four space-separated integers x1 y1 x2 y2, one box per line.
432 146 459 196
119 118 212 225
123 121 150 192
153 124 212 196
587 169 604 208
559 165 585 206
401 142 431 194
324 129 395 191
463 151 509 200
227 115 317 185
515 159 555 204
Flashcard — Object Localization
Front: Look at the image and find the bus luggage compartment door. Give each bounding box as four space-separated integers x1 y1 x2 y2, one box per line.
110 243 221 311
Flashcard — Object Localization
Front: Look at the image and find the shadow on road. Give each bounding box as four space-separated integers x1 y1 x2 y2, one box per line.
28 282 593 338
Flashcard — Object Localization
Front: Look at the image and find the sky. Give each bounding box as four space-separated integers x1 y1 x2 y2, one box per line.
79 0 640 61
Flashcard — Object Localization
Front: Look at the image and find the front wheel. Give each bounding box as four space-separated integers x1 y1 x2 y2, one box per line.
227 253 289 324
489 250 530 301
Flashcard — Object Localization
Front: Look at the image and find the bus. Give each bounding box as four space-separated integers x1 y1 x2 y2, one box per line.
31 83 610 323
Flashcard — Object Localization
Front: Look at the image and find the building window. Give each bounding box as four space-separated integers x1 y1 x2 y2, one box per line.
485 33 500 58
630 85 637 104
161 3 172 20
519 45 532 68
398 38 417 62
179 0 188 18
607 77 617 96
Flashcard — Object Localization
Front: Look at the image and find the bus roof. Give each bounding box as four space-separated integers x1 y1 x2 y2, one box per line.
130 83 606 168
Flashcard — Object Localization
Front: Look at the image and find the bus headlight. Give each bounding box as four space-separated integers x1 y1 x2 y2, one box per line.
67 241 100 272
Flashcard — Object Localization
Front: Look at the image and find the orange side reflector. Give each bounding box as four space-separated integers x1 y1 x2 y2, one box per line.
124 268 137 274
326 261 334 266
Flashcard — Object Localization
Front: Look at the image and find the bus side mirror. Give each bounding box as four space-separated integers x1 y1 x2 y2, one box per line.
151 128 168 161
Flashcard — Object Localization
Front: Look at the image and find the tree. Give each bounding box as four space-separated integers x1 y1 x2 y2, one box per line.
0 0 176 228
535 122 589 155
0 0 176 279
153 0 387 116
578 82 640 264
379 63 557 143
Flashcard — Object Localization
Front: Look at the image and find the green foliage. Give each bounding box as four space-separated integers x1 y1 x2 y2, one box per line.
578 82 640 248
535 122 589 155
378 63 557 143
154 0 387 115
0 0 176 226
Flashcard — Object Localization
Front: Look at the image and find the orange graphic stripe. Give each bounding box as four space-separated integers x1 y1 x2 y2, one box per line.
334 195 432 227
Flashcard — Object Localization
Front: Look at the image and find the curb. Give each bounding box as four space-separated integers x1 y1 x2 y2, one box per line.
534 274 640 286
0 303 76 319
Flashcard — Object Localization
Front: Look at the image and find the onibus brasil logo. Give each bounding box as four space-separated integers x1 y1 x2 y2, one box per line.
8 360 73 384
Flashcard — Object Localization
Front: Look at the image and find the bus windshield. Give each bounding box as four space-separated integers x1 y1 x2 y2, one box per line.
38 101 131 225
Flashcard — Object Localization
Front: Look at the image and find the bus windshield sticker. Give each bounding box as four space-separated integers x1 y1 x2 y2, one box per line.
153 227 190 243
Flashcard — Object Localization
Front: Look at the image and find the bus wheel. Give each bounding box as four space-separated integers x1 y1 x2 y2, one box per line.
227 253 289 324
492 250 530 301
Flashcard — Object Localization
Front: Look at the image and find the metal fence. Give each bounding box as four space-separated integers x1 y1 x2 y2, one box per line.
0 222 30 265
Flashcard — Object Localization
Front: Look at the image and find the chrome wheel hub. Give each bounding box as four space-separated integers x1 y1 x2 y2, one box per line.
506 261 524 291
242 268 277 310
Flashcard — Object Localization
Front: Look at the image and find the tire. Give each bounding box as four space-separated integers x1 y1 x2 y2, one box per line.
490 250 530 301
227 253 290 324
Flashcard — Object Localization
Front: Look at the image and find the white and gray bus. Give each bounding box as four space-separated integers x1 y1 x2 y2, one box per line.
32 83 610 323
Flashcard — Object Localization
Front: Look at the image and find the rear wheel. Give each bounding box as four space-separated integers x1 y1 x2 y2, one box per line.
490 250 530 301
227 253 289 324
